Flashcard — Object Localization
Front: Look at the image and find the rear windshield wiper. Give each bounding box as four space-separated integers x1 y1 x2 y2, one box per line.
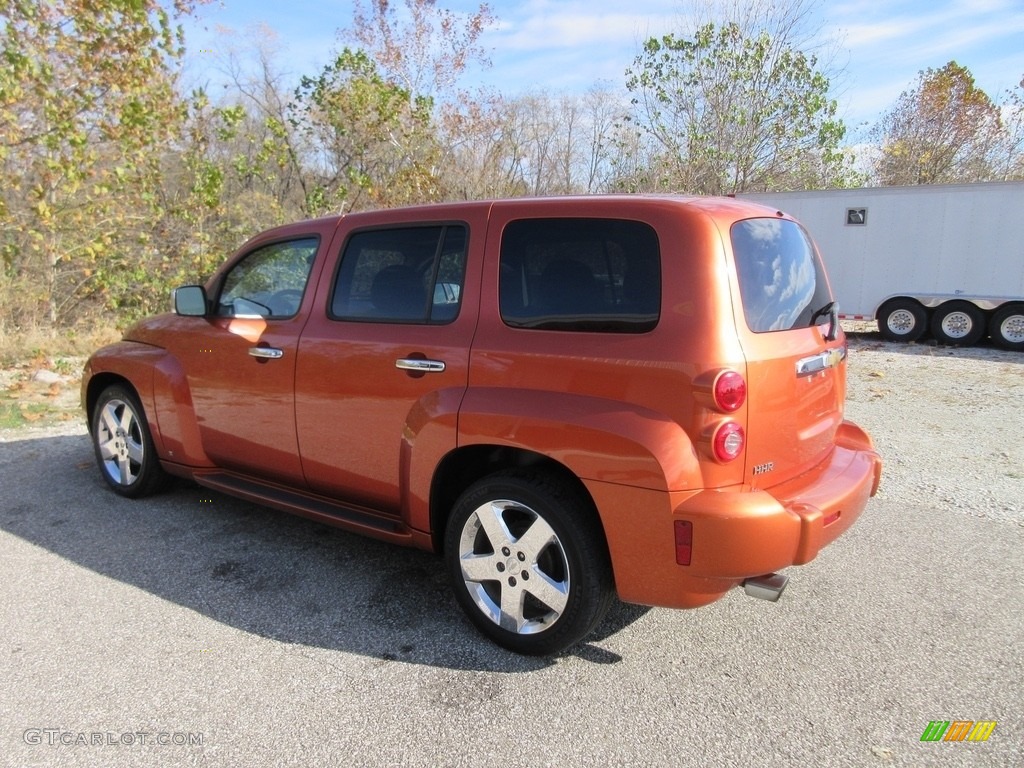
810 301 838 341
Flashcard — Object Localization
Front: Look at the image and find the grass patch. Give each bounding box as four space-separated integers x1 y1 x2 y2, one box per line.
0 325 121 367
1 362 84 433
0 400 69 429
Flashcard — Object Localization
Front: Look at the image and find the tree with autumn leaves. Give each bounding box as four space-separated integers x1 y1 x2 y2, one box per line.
872 61 1006 185
2 0 1023 339
0 0 208 329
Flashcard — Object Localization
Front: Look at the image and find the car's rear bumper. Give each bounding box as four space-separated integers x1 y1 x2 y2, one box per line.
589 420 882 609
678 420 881 576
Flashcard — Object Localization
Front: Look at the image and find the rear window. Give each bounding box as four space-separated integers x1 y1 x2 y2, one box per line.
731 218 832 333
499 218 660 333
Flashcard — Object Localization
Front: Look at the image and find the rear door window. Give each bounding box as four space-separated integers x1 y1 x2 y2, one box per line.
499 218 660 333
330 225 467 324
731 218 832 333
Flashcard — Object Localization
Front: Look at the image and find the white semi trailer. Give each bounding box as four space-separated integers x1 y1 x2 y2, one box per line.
737 182 1024 350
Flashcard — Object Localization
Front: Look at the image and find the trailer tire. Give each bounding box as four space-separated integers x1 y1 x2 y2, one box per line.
988 303 1024 351
931 301 986 347
877 299 928 343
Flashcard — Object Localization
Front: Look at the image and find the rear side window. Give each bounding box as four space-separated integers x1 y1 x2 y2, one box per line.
731 218 832 333
499 218 660 333
330 225 467 324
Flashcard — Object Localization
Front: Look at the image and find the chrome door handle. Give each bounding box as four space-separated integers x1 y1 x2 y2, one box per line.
395 358 446 373
249 347 284 360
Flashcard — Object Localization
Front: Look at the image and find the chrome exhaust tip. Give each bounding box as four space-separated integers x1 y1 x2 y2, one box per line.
743 573 788 601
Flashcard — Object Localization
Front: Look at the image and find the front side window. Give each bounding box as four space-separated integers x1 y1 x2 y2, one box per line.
731 218 832 333
330 225 467 324
217 237 319 318
499 218 660 333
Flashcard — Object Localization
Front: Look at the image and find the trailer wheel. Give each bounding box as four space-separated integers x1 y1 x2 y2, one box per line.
989 303 1024 351
930 301 985 347
877 299 928 342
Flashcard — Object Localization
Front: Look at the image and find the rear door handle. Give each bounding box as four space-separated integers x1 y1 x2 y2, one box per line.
395 358 446 373
249 347 284 360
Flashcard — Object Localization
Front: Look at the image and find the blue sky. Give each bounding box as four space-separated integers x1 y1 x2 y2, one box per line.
182 0 1024 131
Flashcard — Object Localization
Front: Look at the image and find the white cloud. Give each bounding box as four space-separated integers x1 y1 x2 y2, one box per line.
488 0 680 51
825 0 1024 124
181 0 1024 128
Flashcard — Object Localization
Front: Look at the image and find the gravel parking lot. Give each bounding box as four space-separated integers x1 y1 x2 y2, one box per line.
1 331 1022 767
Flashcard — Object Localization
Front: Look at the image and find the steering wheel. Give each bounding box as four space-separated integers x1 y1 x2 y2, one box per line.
268 289 304 316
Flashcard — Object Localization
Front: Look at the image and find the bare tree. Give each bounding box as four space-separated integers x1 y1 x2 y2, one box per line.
346 0 495 108
441 88 630 198
994 77 1024 181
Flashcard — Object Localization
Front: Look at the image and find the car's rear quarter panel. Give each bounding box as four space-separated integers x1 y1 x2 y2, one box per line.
465 197 749 493
460 197 762 604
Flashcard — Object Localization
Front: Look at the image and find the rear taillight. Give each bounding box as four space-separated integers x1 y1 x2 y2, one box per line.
674 520 693 565
713 369 746 412
712 421 745 462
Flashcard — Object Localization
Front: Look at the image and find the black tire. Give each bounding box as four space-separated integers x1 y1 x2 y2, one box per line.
930 301 985 347
877 299 928 342
988 303 1024 351
91 384 168 498
444 470 614 655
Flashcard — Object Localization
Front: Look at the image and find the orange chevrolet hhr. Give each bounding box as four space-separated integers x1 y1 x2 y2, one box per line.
83 196 882 655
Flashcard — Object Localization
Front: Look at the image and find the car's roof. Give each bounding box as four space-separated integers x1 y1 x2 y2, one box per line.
244 194 785 247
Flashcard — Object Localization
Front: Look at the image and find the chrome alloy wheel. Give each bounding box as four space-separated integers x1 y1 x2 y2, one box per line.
96 397 146 487
456 499 570 635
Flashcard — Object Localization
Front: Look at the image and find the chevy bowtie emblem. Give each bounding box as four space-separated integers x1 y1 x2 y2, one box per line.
796 345 848 377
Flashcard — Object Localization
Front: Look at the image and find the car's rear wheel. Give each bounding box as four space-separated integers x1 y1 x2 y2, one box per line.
91 384 168 498
445 471 613 655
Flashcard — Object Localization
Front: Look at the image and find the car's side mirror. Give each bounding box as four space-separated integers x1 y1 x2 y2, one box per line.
173 285 208 317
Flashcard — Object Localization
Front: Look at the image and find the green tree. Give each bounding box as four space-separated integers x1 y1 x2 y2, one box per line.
0 0 206 329
293 49 440 213
622 21 852 195
156 91 276 285
344 0 497 204
871 61 1003 185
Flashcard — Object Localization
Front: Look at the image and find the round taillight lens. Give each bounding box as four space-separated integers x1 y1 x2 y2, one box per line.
713 370 746 412
712 421 745 462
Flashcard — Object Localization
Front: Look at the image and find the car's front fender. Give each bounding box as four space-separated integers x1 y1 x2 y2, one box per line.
84 341 213 470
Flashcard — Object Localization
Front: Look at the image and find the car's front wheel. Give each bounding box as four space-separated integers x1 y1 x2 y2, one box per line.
91 384 168 498
444 471 614 655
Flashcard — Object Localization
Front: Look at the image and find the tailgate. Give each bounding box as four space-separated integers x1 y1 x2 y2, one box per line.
728 216 844 486
743 332 847 485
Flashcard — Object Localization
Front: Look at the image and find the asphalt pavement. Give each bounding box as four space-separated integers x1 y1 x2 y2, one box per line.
1 429 1021 767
